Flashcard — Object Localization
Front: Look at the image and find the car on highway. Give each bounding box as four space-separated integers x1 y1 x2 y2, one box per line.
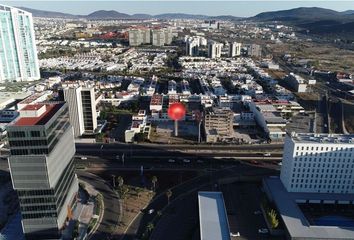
258 228 269 234
251 160 259 165
168 159 176 163
230 232 240 237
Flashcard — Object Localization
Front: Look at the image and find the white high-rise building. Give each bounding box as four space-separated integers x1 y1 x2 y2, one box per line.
128 28 151 46
229 42 242 57
280 133 354 194
63 86 85 137
0 5 40 82
63 86 97 137
207 41 223 59
186 38 199 56
151 29 166 47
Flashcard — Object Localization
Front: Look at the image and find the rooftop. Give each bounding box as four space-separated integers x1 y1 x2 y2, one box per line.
290 133 354 144
198 191 231 240
12 103 64 127
264 177 354 239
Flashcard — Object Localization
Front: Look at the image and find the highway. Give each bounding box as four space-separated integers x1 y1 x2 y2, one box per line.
75 143 283 160
75 143 283 151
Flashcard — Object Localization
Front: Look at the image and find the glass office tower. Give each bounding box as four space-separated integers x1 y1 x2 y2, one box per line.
7 102 78 239
0 5 40 82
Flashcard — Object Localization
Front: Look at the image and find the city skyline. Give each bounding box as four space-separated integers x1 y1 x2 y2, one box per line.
2 1 354 17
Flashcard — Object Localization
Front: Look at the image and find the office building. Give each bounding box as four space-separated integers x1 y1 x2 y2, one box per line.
208 41 223 59
281 133 354 194
263 133 354 240
229 42 242 57
63 86 97 137
204 107 233 142
7 102 78 239
0 5 40 82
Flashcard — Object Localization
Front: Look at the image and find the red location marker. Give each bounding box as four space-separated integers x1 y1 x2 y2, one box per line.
168 102 186 121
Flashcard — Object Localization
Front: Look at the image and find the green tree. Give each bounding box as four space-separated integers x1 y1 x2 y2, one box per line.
267 209 279 229
146 222 154 233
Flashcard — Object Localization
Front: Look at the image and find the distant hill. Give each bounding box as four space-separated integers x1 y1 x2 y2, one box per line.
341 10 354 15
86 10 130 19
250 7 354 40
131 13 153 19
154 13 209 19
17 6 240 20
18 7 77 18
252 7 341 21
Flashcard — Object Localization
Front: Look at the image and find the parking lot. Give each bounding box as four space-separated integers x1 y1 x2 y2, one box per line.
221 182 284 240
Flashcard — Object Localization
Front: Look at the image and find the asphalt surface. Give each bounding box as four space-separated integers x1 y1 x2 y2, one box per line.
75 143 283 151
121 163 278 240
77 171 120 240
75 143 283 160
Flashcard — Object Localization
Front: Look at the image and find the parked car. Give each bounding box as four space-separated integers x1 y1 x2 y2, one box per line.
168 159 176 163
263 153 271 157
183 159 191 163
81 157 87 160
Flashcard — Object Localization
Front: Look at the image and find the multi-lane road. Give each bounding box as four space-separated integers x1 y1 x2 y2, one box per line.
75 143 283 159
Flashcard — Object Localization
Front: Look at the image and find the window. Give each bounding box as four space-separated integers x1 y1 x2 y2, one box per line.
30 131 40 137
8 131 25 138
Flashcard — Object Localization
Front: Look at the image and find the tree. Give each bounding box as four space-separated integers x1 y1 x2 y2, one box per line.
151 176 158 191
146 222 154 233
166 189 172 205
267 209 279 229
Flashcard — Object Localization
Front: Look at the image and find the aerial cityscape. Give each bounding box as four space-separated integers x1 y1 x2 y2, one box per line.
0 1 353 240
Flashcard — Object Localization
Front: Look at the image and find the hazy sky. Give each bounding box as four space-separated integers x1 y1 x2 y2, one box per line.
2 1 354 17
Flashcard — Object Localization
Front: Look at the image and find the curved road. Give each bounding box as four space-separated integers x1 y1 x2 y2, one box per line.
77 171 120 240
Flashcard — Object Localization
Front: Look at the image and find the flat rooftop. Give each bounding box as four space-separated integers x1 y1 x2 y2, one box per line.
198 191 231 240
290 133 354 144
12 103 64 127
264 177 354 239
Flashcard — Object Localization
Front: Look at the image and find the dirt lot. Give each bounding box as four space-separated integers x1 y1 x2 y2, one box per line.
269 42 354 73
